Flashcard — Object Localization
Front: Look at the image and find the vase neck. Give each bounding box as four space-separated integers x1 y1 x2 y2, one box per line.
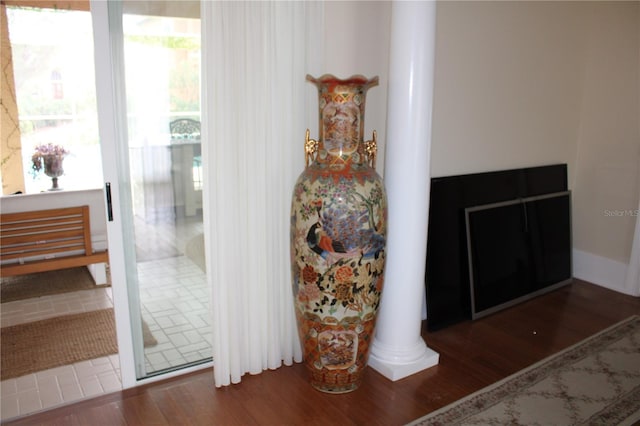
307 74 378 168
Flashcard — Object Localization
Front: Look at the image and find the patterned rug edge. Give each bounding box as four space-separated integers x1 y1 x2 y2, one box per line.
407 315 640 426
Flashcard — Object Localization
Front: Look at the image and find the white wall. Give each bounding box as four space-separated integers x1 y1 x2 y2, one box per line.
431 1 586 178
571 2 640 264
0 188 109 252
430 1 640 292
321 1 391 174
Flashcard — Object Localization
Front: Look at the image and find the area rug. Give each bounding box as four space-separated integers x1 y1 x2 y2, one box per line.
1 309 118 380
408 315 640 426
1 309 158 380
0 266 111 303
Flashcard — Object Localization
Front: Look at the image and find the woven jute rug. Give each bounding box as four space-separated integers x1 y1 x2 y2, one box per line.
0 266 110 303
1 309 157 380
408 315 640 426
1 309 118 380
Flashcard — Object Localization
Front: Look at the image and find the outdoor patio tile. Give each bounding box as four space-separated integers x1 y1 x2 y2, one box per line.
17 389 42 415
15 375 37 392
79 376 103 397
1 395 19 421
1 379 17 396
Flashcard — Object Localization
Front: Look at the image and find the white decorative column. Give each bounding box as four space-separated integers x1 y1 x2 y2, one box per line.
368 0 439 381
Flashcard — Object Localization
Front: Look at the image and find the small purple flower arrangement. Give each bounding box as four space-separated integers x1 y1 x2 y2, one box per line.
31 143 69 173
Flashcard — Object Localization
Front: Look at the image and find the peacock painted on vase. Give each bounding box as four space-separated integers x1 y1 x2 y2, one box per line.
306 198 385 266
291 175 386 318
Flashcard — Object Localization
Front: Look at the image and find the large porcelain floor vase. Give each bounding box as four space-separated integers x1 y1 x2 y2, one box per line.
290 74 387 393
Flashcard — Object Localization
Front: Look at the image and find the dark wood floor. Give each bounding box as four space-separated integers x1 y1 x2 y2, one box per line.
4 279 640 426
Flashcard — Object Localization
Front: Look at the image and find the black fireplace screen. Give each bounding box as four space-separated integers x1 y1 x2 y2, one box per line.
465 191 572 319
425 164 572 330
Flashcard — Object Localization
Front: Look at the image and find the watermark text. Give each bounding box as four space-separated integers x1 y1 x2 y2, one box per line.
603 209 639 217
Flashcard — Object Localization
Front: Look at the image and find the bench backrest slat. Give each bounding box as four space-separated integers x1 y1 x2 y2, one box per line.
0 206 94 262
2 229 85 245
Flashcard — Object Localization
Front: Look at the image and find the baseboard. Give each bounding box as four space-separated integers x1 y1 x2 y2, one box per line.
572 249 634 295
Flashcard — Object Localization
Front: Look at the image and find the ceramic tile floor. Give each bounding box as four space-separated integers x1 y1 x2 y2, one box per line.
0 288 121 421
1 287 114 328
0 355 122 421
138 255 212 372
1 255 211 422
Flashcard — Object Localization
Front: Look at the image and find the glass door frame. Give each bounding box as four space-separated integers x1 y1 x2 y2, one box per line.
90 0 211 389
91 0 139 388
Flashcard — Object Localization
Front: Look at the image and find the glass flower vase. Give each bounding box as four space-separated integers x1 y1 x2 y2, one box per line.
43 154 65 191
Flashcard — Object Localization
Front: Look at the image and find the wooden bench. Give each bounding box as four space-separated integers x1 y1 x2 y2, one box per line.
0 205 109 277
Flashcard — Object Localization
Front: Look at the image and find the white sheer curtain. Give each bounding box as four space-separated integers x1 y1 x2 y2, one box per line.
201 1 323 387
624 196 640 296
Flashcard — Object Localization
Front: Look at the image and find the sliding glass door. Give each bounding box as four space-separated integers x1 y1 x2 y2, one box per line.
93 0 210 383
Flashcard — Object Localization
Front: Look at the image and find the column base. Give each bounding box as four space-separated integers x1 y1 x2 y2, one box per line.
368 337 439 381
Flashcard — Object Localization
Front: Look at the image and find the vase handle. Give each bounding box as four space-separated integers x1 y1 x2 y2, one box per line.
304 129 318 167
364 131 377 168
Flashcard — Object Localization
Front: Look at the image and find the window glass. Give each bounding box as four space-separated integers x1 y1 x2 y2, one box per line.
6 6 102 193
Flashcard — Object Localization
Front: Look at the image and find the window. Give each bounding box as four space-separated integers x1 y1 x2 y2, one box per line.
3 5 200 196
5 5 102 193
